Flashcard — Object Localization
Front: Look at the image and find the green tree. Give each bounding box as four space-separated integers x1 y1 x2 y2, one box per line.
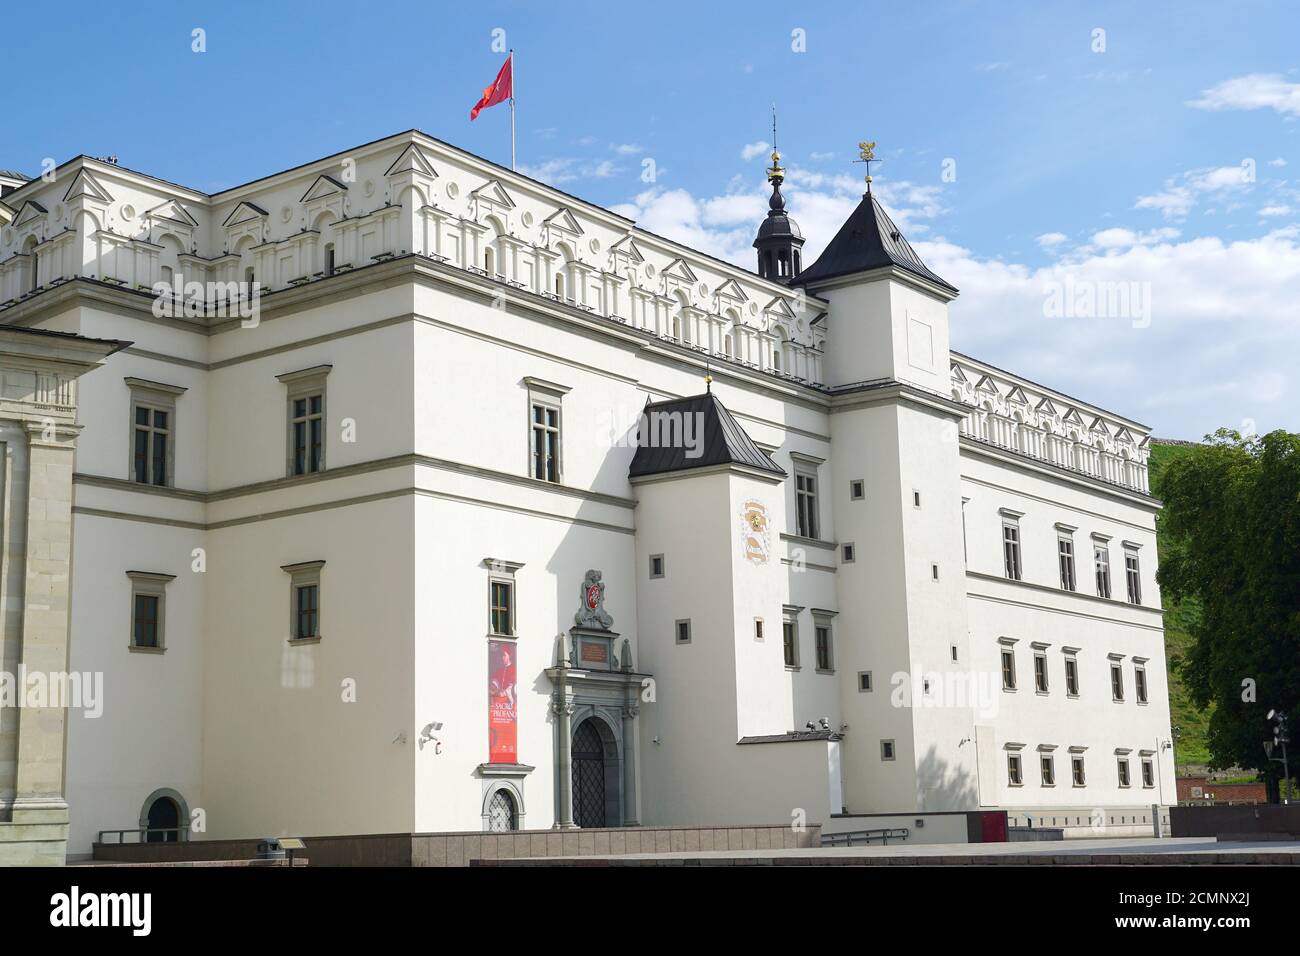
1157 429 1300 798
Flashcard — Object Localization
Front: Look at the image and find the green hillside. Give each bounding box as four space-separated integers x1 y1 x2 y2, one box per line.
1148 440 1211 770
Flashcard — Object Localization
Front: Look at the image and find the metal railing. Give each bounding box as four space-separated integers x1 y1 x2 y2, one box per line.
97 826 190 845
821 827 910 847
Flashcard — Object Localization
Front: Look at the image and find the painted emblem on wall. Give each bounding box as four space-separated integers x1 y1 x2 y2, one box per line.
740 499 771 565
574 569 615 630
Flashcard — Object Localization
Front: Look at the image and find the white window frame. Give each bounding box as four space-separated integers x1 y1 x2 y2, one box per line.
812 609 836 674
675 618 692 645
999 639 1017 691
281 560 325 643
1063 650 1081 698
1093 533 1113 598
793 464 820 539
523 377 570 484
1056 525 1076 591
277 365 331 478
1124 543 1142 604
126 377 185 488
484 557 523 638
127 570 175 653
1000 510 1023 581
782 605 801 670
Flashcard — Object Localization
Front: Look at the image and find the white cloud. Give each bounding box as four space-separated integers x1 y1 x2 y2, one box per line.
1036 232 1069 249
741 141 770 161
809 151 836 161
1135 164 1254 220
1259 205 1292 217
1268 157 1288 167
518 157 621 185
610 143 642 155
1188 73 1300 117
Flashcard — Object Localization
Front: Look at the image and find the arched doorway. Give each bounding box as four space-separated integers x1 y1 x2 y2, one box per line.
144 795 180 843
572 717 619 828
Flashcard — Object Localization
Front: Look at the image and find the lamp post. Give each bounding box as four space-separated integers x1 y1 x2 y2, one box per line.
1264 709 1290 804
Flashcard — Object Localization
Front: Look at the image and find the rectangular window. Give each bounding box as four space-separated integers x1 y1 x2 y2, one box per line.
133 593 160 647
1125 549 1142 604
530 402 561 482
842 543 856 563
282 560 325 643
880 740 895 761
278 366 331 478
1094 545 1112 598
1040 755 1055 786
795 470 819 538
849 479 865 500
1000 647 1016 690
754 618 764 642
1002 520 1022 580
1110 662 1124 701
490 580 513 636
649 554 665 579
126 378 184 488
1007 753 1023 786
1135 664 1148 704
1065 657 1080 697
858 671 873 692
782 617 799 668
127 571 174 651
1057 534 1076 591
295 584 319 640
1072 755 1086 787
1117 757 1131 788
1034 652 1049 694
1142 756 1155 788
675 619 691 645
814 624 833 673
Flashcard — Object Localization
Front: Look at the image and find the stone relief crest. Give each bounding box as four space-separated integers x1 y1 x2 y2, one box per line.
574 569 614 630
740 499 771 565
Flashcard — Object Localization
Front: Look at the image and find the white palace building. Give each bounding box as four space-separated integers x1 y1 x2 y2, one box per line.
0 131 1174 863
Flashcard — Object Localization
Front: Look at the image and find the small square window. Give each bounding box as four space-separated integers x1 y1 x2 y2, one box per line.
842 543 856 563
913 490 922 508
850 479 865 501
754 618 764 642
858 671 873 692
649 554 665 579
950 644 959 662
880 739 896 761
931 563 939 581
675 619 692 645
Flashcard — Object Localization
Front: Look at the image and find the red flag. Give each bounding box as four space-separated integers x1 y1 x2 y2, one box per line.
470 54 513 121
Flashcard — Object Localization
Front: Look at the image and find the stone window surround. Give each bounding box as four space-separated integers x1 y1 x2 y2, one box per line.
483 557 524 639
1031 641 1050 695
790 451 823 540
281 559 325 644
1037 744 1058 787
1005 742 1024 786
125 377 186 488
811 607 837 675
1062 645 1081 698
127 570 176 653
675 618 691 645
277 364 332 478
648 553 665 579
523 376 570 484
782 603 803 671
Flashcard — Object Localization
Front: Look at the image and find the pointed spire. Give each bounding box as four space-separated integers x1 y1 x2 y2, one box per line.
754 106 804 282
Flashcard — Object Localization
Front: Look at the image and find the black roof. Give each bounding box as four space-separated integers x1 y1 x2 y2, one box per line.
628 392 786 480
793 189 957 293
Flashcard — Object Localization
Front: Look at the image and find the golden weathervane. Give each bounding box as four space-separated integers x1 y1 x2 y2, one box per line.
856 140 878 189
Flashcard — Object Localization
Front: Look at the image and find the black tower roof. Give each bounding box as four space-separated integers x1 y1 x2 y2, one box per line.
793 190 956 293
629 392 786 480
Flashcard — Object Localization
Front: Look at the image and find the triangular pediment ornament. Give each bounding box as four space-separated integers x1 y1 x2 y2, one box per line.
12 200 48 226
1089 416 1111 436
543 207 584 235
1114 426 1134 443
221 201 268 228
148 199 200 227
662 257 698 283
974 374 1000 394
609 234 645 262
1063 407 1085 425
62 168 114 204
950 364 969 384
470 179 516 208
300 174 349 204
763 295 797 319
1035 396 1059 415
385 143 439 179
714 278 748 303
1006 385 1029 404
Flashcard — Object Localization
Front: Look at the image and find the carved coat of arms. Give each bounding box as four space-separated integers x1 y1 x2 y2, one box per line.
740 499 770 565
574 569 614 630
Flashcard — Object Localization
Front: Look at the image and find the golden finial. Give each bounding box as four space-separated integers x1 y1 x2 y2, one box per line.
855 140 879 191
704 371 713 392
767 105 785 184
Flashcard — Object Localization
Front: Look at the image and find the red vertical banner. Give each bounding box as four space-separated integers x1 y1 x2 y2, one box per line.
488 640 517 763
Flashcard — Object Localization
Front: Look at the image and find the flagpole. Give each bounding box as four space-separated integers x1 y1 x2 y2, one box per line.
510 49 517 171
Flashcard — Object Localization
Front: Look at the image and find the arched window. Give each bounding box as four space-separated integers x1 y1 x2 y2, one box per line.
161 265 173 286
772 349 782 372
487 789 518 832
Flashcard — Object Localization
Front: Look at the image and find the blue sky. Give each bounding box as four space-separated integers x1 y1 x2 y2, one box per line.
5 0 1299 440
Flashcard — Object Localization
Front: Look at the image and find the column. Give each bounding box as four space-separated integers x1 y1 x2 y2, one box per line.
552 692 577 829
621 703 640 826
